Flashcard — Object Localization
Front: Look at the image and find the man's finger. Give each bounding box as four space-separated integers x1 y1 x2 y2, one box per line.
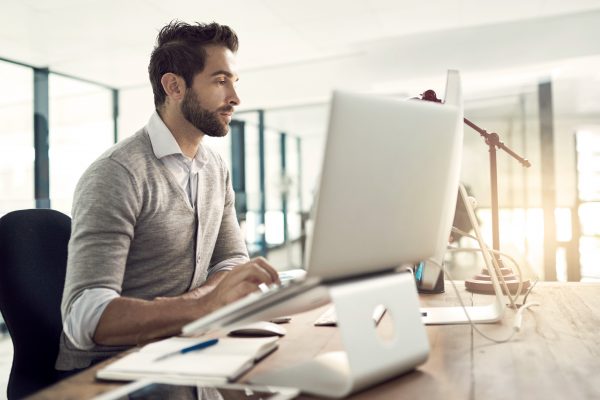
251 257 280 284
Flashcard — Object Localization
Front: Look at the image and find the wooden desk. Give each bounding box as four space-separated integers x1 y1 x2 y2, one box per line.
29 282 600 399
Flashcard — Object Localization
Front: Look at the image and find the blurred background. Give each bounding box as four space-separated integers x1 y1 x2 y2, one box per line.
3 0 600 279
1 2 600 392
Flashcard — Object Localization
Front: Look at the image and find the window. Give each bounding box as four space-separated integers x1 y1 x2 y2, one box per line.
48 74 114 215
0 60 34 216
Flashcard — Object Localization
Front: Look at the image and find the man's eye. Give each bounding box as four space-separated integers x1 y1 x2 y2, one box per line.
218 80 226 85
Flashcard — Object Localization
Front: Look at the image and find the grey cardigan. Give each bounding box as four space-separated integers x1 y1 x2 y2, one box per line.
56 129 248 370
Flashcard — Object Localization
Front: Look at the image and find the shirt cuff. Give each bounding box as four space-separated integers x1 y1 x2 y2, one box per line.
208 257 249 276
63 288 119 350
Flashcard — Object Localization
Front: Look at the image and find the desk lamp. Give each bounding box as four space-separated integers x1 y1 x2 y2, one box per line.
417 89 531 295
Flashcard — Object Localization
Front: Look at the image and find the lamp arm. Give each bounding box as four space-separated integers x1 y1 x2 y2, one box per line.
414 87 533 295
413 89 531 168
463 117 531 168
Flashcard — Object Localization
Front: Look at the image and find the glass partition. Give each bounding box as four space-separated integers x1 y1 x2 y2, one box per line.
4 57 596 279
0 60 34 216
576 130 600 281
48 74 114 215
232 107 324 268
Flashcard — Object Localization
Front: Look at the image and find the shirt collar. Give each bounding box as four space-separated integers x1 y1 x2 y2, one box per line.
146 111 208 168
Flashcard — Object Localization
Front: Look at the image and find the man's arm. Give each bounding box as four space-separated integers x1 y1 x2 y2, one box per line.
178 269 229 300
63 158 273 348
93 257 279 345
205 159 253 276
70 153 279 347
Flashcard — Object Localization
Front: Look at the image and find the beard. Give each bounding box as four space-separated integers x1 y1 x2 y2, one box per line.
181 89 232 137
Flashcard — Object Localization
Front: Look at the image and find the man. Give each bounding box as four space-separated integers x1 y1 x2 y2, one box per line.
55 21 279 372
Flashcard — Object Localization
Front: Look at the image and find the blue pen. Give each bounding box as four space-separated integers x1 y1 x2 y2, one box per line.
154 338 219 362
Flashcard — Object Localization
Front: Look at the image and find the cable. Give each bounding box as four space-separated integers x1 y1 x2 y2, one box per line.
456 186 519 310
451 227 524 304
513 302 540 332
427 257 539 343
450 226 541 306
444 184 540 341
521 278 539 305
447 245 523 305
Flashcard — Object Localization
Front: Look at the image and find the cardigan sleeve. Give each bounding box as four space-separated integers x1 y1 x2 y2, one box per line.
61 157 141 322
207 158 250 274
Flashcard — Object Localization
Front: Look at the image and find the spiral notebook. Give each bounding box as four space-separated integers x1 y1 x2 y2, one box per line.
96 336 279 383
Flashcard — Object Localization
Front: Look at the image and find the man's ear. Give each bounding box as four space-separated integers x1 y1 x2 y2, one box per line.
161 73 186 101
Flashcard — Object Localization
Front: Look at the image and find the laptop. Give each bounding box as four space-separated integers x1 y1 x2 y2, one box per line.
182 70 464 336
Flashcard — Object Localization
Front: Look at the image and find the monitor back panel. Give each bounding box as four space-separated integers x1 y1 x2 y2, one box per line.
307 90 463 282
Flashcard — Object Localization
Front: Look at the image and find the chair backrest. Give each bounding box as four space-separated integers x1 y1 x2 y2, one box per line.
0 209 71 399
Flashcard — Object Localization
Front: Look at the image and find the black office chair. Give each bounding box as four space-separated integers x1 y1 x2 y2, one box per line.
0 209 71 399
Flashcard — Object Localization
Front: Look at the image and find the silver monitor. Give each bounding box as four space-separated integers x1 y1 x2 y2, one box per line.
182 70 464 335
306 71 463 281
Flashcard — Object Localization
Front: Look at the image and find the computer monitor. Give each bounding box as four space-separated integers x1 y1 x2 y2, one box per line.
306 70 464 281
183 70 465 335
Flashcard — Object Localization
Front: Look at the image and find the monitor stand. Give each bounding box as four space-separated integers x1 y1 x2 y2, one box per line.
252 271 429 398
420 183 506 325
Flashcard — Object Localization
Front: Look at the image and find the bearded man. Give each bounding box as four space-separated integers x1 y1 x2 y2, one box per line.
56 21 279 373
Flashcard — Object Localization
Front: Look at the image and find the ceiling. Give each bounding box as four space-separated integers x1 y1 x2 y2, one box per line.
2 1 600 83
2 0 600 110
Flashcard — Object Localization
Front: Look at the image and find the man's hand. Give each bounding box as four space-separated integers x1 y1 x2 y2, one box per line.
206 257 280 309
94 257 280 346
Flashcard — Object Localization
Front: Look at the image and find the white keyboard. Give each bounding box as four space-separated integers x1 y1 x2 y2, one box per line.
183 276 321 336
314 304 387 326
278 268 307 284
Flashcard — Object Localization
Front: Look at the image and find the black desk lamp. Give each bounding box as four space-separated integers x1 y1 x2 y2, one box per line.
417 90 531 295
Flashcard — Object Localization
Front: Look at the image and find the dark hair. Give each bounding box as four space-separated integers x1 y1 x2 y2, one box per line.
148 21 239 109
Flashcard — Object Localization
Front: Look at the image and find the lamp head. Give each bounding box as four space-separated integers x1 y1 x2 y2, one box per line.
411 89 443 103
420 89 443 103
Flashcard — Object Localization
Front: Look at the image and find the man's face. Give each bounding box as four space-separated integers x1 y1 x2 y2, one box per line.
181 45 240 137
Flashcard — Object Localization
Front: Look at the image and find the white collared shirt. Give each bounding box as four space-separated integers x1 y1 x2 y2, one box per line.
146 111 209 208
63 112 233 350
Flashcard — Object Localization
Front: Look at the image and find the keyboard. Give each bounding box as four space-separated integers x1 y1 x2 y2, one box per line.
278 268 307 284
182 275 323 336
314 304 387 326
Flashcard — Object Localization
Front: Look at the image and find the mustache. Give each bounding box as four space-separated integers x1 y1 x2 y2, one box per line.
217 105 234 113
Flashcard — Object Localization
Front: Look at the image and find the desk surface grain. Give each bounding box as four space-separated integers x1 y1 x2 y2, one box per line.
28 282 600 400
